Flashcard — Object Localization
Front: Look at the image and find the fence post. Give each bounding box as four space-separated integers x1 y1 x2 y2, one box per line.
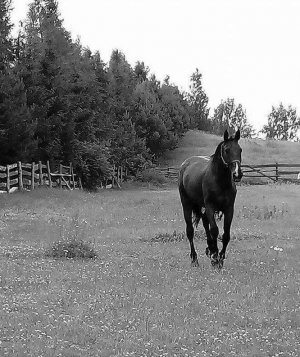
59 164 63 189
70 162 75 189
79 177 83 190
31 162 35 190
18 161 23 191
39 161 43 186
47 161 52 189
112 164 115 187
6 165 10 193
275 162 278 181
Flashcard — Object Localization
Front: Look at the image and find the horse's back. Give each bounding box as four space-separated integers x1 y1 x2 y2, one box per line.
179 156 208 202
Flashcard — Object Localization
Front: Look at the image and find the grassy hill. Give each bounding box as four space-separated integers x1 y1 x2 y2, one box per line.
161 130 300 167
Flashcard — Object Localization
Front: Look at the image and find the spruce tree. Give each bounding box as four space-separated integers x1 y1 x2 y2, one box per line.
0 0 35 163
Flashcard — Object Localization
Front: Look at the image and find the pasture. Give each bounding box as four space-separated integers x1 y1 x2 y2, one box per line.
0 184 299 356
161 130 300 167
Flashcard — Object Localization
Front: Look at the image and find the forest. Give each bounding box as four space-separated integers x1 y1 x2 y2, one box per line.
1 0 299 188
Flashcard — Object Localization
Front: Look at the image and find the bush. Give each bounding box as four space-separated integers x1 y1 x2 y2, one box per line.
73 140 111 191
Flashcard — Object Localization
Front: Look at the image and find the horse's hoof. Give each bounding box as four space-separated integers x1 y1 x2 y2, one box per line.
211 259 219 267
210 252 219 267
191 259 199 267
211 259 223 269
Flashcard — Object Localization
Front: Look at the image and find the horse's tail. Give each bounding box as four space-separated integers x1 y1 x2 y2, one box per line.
178 167 202 228
192 206 201 228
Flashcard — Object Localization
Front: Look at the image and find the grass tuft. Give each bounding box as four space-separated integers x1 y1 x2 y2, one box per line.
45 238 97 259
46 211 97 259
149 230 204 243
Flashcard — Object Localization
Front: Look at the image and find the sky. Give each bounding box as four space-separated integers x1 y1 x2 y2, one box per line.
10 0 300 132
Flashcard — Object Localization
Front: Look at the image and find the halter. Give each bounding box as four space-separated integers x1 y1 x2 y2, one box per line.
220 144 241 167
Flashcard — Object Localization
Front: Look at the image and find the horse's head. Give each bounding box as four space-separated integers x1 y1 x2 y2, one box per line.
221 129 243 182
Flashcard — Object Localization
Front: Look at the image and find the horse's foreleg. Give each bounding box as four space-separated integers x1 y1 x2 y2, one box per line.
205 205 219 266
219 207 233 267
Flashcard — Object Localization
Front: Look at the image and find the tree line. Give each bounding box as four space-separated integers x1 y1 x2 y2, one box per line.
1 0 299 188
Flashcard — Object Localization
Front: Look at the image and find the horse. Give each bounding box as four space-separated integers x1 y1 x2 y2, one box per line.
178 129 243 268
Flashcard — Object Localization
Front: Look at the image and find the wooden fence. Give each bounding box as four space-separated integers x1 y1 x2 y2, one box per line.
0 161 80 193
154 166 179 179
242 163 300 183
100 165 127 189
0 161 127 193
155 163 300 183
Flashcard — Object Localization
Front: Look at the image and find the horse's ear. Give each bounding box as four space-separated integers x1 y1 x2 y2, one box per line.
224 130 229 141
235 129 241 141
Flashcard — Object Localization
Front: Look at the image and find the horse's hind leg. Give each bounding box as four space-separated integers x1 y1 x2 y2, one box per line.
204 205 219 266
201 212 211 256
219 207 234 267
182 203 199 267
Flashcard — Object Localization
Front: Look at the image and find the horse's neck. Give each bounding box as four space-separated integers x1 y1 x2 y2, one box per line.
212 156 232 186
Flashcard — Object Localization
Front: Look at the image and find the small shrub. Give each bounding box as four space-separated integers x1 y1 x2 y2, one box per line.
45 238 97 259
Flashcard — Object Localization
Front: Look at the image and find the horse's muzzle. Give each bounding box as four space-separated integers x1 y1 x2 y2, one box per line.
231 162 243 182
233 170 243 182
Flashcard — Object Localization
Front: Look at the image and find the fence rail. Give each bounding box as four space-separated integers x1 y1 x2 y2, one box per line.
155 163 300 183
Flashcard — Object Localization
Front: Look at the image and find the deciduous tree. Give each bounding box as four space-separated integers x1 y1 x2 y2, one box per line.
262 103 300 141
210 98 255 138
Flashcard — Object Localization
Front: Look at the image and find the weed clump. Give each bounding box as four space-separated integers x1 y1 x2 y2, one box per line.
46 212 97 259
46 239 97 259
149 230 204 243
237 203 289 220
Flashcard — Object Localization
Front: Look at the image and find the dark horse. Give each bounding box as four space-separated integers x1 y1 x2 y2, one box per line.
178 129 243 268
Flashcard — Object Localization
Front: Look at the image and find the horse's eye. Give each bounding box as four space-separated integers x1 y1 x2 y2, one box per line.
225 147 230 154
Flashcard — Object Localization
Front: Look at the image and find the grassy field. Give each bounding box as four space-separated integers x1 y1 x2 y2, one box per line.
161 130 300 167
0 184 299 356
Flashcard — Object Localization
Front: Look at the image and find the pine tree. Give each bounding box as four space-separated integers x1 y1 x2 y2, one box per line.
188 69 210 130
0 0 14 70
107 50 150 169
13 0 112 188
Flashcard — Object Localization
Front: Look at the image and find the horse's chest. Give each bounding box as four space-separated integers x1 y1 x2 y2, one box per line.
206 189 235 211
